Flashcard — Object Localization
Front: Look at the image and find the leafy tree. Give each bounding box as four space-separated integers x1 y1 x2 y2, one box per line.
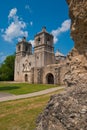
0 55 15 81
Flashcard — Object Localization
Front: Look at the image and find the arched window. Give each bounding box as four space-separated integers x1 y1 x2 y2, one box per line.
18 45 21 51
38 37 40 44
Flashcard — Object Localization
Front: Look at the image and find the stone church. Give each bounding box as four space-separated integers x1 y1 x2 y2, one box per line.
14 27 66 84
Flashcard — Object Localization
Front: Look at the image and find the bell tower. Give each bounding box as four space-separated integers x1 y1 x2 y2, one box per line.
14 37 32 82
16 37 32 58
34 27 55 67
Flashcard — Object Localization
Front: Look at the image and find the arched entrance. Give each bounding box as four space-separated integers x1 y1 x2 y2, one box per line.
46 73 54 84
25 74 28 82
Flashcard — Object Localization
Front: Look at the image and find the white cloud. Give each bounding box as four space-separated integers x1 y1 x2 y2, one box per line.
51 19 71 44
2 8 28 42
0 52 6 63
25 5 30 9
8 8 17 18
29 40 34 47
0 52 4 55
25 5 32 13
0 29 4 33
3 21 28 42
18 37 22 42
30 21 33 26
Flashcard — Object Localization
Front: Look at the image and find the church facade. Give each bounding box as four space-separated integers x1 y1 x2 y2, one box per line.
14 27 66 84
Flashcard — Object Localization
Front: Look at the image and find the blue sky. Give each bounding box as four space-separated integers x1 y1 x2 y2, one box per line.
0 0 74 63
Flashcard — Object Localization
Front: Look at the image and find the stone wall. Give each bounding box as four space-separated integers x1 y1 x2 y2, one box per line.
42 64 66 85
14 54 35 82
33 64 66 85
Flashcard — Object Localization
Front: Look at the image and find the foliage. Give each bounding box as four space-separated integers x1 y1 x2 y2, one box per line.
0 82 58 95
0 55 15 81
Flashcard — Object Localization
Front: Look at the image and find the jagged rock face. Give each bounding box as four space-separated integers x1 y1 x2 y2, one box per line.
64 47 87 87
64 0 87 87
35 0 87 130
36 86 87 130
67 0 87 53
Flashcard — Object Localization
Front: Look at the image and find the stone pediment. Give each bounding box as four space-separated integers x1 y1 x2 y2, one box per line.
23 60 31 72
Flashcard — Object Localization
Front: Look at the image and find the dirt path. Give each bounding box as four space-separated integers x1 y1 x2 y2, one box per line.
0 86 64 102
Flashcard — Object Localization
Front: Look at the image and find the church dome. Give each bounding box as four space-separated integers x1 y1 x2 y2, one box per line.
55 51 65 57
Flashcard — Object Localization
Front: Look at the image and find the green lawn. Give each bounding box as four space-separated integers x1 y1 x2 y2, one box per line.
0 90 63 130
0 82 58 95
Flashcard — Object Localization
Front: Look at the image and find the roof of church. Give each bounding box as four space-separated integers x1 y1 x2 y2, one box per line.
35 27 53 37
55 51 65 57
17 37 31 45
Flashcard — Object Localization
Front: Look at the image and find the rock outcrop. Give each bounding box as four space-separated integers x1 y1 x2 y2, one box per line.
36 0 87 130
36 85 87 130
64 0 87 87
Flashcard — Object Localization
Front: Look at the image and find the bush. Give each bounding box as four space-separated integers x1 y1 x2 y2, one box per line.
0 55 15 81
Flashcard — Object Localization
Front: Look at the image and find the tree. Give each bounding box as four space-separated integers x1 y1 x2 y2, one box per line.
0 54 15 81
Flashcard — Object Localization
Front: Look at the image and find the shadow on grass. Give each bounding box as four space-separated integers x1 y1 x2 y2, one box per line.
0 86 20 91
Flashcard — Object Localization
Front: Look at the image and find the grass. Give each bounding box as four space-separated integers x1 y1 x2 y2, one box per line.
0 82 58 95
0 89 63 130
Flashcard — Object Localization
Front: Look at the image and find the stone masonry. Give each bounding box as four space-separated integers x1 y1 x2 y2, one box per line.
14 27 66 85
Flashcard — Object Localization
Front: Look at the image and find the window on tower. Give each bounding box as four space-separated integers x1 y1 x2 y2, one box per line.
38 37 40 44
18 45 21 51
47 37 50 45
25 46 28 51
